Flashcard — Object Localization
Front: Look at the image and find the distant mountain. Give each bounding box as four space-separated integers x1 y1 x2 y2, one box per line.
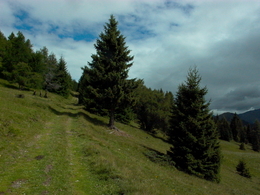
218 112 234 122
239 109 260 124
218 109 260 124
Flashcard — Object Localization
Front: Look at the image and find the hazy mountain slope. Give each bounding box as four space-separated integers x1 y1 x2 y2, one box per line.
239 109 260 124
219 109 260 124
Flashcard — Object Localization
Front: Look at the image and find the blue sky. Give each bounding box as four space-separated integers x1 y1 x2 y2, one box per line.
1 0 260 114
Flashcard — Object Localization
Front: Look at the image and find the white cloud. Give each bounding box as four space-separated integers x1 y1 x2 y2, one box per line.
1 0 260 113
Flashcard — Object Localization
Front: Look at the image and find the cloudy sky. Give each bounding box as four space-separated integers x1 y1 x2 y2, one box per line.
1 0 260 114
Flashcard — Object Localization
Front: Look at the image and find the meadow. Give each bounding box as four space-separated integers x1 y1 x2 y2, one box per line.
0 79 259 195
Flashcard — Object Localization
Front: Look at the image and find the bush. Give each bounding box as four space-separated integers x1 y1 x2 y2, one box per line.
16 94 25 98
236 159 251 178
144 150 175 166
239 142 246 150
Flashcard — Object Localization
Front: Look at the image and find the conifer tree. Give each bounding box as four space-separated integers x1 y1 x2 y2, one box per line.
3 31 32 73
42 51 60 92
230 113 244 142
80 15 136 128
0 32 73 93
246 125 253 144
54 57 71 97
0 31 7 77
251 120 260 152
217 117 232 141
236 159 251 178
78 66 90 105
168 67 221 182
11 62 32 89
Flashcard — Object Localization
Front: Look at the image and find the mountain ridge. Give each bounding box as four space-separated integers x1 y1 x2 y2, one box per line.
218 109 260 124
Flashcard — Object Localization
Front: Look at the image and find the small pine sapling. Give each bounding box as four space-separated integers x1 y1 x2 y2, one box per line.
236 159 251 178
239 142 246 150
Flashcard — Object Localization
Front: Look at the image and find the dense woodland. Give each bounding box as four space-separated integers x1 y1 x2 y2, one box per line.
215 114 260 152
0 31 77 97
1 15 259 182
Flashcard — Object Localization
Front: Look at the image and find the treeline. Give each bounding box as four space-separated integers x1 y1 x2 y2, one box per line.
215 114 260 152
0 31 76 97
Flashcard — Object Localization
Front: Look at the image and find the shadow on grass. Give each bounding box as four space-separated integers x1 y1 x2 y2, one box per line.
131 124 170 144
142 145 175 167
1 82 32 91
59 105 83 111
2 83 20 90
148 132 170 144
70 91 79 98
48 105 107 127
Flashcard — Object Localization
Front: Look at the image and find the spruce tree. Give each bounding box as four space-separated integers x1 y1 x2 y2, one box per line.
4 32 32 72
236 159 251 178
218 117 232 141
42 52 60 92
0 31 7 77
230 113 244 142
80 15 136 128
54 57 71 97
168 67 221 182
11 62 32 89
251 120 260 152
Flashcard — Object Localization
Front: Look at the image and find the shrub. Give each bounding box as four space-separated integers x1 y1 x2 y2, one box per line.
236 159 251 178
16 94 25 98
239 143 246 150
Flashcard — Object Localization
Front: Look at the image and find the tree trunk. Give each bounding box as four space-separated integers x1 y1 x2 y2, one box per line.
109 109 115 129
44 90 48 98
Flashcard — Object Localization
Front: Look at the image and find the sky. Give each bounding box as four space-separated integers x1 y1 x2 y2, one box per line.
1 0 260 114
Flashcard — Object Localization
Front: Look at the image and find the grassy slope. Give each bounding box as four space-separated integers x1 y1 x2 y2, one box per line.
0 79 259 195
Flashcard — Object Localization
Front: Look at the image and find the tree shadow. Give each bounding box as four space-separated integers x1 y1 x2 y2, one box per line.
59 105 83 111
2 82 31 91
131 124 170 144
70 91 79 98
148 132 170 144
48 105 107 127
2 83 19 90
141 145 174 166
128 123 141 131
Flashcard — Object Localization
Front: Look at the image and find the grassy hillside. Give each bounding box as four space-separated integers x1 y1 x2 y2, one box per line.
0 79 260 195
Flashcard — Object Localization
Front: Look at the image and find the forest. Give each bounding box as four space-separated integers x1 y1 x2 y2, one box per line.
0 31 77 97
1 15 259 183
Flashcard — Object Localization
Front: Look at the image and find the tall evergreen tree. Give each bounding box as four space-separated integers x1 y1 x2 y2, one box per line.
42 51 60 92
0 31 8 76
79 15 136 128
230 113 244 142
168 67 221 182
54 57 71 97
251 120 260 152
78 66 90 105
217 117 232 141
2 31 32 75
27 50 45 89
10 62 32 89
71 79 78 92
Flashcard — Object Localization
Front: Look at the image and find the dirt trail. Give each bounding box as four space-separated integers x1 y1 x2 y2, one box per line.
37 114 77 194
0 104 89 194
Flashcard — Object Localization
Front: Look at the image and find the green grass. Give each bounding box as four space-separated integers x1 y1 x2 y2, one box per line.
0 78 260 194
